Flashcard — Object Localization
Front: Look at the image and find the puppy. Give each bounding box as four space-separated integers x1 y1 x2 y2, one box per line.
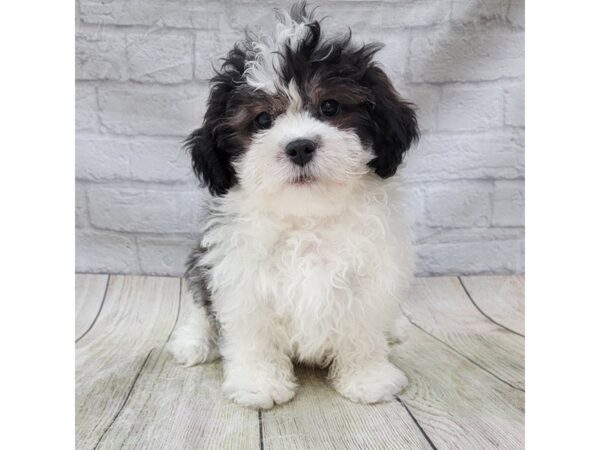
167 2 419 409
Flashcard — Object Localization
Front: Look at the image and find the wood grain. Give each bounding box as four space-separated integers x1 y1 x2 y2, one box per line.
75 276 180 450
403 277 525 390
94 283 260 450
75 274 109 341
391 318 524 449
461 275 525 336
262 366 431 450
75 275 525 449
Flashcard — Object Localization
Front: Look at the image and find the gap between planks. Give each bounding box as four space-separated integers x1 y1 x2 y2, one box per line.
395 396 439 450
76 275 524 450
402 276 525 391
459 276 525 338
76 276 182 449
92 280 183 450
75 274 110 343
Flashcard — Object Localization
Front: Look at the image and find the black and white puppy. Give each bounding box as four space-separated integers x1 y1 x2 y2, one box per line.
167 2 419 409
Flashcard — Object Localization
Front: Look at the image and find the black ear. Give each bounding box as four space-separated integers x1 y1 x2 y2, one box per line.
364 66 419 178
184 125 235 196
184 47 249 196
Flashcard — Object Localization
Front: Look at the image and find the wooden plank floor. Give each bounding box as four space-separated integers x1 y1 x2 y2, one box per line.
76 274 525 449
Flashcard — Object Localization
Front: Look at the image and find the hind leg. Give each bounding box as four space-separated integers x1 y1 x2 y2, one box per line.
167 305 219 366
168 246 220 366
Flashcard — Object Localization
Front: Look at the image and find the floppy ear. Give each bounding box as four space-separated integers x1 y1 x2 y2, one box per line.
185 70 243 195
184 46 248 196
184 124 235 196
364 66 419 178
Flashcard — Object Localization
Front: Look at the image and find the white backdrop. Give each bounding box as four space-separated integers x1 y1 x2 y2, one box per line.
75 0 524 276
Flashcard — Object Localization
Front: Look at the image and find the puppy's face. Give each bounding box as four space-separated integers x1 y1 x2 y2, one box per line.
187 3 418 215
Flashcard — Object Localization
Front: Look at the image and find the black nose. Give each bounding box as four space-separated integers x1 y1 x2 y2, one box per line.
285 139 316 166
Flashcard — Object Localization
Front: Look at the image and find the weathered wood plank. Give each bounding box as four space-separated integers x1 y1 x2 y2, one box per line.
403 277 524 390
461 275 525 336
95 282 260 450
262 366 431 450
75 276 180 450
75 274 109 341
392 318 524 449
75 274 526 449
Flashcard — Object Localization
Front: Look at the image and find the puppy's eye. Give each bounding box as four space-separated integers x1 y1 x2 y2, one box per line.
320 99 339 117
255 112 272 130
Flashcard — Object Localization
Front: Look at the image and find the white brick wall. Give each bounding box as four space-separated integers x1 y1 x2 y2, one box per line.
76 0 525 276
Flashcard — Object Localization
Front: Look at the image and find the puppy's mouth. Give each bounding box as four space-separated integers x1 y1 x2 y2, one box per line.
290 173 317 185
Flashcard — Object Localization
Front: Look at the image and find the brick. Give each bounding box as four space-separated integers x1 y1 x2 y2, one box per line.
76 137 129 180
127 31 194 83
504 80 524 127
381 1 452 28
438 84 504 131
88 187 205 233
415 226 524 245
409 25 524 82
425 181 493 227
80 0 225 29
76 229 139 273
129 139 195 183
317 3 384 33
360 30 411 80
227 5 280 33
416 239 524 275
492 180 524 227
404 186 427 237
75 136 195 186
451 0 510 23
76 30 127 81
137 235 199 276
406 84 441 132
508 0 525 28
404 129 524 182
76 83 100 132
76 136 194 184
76 185 88 228
195 30 243 80
97 84 208 136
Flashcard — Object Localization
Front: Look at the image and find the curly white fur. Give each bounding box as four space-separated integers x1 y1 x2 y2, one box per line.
169 172 414 408
167 4 416 410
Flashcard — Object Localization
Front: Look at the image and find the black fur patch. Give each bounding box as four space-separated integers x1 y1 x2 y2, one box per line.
184 245 214 315
184 45 248 195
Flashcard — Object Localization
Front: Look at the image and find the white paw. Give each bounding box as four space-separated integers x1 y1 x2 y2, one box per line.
333 362 408 404
223 373 297 410
167 322 219 367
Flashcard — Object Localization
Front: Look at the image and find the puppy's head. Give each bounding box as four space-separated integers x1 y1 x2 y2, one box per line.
186 2 418 215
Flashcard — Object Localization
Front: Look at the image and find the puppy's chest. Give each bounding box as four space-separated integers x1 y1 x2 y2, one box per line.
252 222 386 317
266 225 367 280
267 227 363 337
212 206 394 300
274 229 338 269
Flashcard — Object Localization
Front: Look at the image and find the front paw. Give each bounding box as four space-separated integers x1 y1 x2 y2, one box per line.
332 362 408 404
223 372 297 410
